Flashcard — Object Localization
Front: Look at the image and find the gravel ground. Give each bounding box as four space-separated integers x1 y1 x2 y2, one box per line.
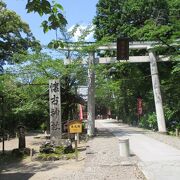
0 128 146 180
83 128 145 180
1 120 180 180
58 128 146 180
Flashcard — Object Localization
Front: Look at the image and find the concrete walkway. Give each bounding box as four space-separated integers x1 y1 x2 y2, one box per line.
97 119 180 180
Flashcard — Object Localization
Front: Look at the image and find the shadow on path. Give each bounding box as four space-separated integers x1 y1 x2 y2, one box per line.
0 159 68 174
95 128 114 138
0 173 34 180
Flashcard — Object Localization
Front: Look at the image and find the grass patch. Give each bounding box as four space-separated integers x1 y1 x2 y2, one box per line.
37 145 76 161
37 152 76 161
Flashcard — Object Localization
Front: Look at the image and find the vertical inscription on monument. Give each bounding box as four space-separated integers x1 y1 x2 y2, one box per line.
49 79 61 143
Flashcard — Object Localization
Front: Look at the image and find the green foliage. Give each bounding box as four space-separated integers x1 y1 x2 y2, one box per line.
164 106 180 132
93 0 169 41
26 0 67 33
139 112 158 130
0 50 86 131
0 1 40 67
0 1 87 133
94 0 180 133
38 145 75 161
95 62 153 121
37 152 75 161
93 0 179 56
54 146 65 154
40 122 47 131
48 40 64 49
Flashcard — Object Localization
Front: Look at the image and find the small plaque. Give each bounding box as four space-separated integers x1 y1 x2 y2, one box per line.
117 37 129 60
68 120 82 134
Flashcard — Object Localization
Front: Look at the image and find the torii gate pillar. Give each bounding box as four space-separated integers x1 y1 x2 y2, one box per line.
149 50 167 133
87 52 95 136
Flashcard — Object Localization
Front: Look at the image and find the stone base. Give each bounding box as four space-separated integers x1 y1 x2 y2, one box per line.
158 131 167 135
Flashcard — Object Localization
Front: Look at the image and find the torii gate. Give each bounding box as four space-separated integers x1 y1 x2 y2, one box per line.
63 41 169 136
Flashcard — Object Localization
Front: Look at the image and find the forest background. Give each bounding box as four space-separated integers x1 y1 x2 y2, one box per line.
0 0 179 136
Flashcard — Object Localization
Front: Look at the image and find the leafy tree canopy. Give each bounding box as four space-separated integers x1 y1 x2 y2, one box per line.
2 51 86 130
93 0 179 47
0 0 40 68
93 0 180 131
25 0 67 33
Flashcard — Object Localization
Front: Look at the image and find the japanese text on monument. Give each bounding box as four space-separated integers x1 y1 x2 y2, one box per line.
49 79 61 138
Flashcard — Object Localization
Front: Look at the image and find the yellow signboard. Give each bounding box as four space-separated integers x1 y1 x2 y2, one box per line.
68 120 82 134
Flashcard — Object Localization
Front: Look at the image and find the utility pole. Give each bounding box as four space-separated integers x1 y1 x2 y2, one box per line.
149 50 167 133
87 52 95 136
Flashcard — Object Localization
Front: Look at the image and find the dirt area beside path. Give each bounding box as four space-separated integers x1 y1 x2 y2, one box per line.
0 133 86 179
0 130 145 180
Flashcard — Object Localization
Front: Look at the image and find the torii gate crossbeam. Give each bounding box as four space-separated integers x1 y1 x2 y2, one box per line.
62 41 168 135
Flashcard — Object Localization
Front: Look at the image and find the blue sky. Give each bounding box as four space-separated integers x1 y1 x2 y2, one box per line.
4 0 98 44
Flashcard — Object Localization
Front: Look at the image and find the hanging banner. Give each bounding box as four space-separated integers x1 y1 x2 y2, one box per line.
137 97 143 115
49 79 61 141
79 104 83 121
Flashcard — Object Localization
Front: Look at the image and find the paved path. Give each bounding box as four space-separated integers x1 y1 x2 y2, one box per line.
28 126 145 180
97 119 180 180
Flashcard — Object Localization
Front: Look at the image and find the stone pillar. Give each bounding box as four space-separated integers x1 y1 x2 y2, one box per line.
87 52 95 136
149 50 167 133
18 125 26 149
49 79 62 144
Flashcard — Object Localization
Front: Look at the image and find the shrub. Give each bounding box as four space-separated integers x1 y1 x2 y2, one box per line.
40 122 47 131
38 142 75 161
164 106 180 133
139 112 158 131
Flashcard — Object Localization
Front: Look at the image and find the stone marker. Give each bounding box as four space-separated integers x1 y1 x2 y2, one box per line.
49 79 61 145
17 124 26 149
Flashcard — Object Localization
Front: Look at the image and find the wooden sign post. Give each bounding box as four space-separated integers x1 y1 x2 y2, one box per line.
68 120 82 161
49 79 61 145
